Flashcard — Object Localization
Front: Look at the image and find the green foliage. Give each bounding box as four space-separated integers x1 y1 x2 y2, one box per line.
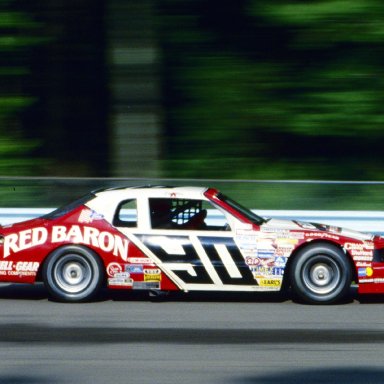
160 0 384 182
0 1 45 176
257 0 384 44
255 0 384 137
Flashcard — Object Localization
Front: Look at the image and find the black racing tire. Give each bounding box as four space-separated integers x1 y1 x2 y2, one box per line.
290 243 352 304
43 245 104 302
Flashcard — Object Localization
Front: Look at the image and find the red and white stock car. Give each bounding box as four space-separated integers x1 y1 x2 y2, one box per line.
0 185 383 304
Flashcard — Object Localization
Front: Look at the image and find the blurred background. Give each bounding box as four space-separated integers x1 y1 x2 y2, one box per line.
1 0 384 209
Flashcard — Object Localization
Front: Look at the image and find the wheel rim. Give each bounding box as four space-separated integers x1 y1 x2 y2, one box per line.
302 255 341 295
53 254 93 294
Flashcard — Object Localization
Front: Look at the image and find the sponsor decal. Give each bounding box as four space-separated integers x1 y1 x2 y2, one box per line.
259 258 275 267
257 250 275 258
107 262 122 277
144 268 161 282
245 257 260 266
344 242 373 258
260 227 288 234
359 278 373 283
277 231 305 239
107 268 132 286
360 278 384 284
246 257 276 267
3 225 129 261
108 276 133 287
356 262 372 267
275 256 287 268
236 234 258 244
350 250 373 257
144 268 161 274
78 209 104 224
275 238 298 245
240 250 258 259
126 264 143 274
353 256 372 261
257 250 275 259
272 267 284 276
0 260 39 277
144 275 161 282
114 272 130 279
305 232 340 240
260 228 305 240
345 243 374 251
238 243 257 251
133 281 160 290
250 266 283 278
358 268 367 277
257 238 275 247
250 266 274 276
126 257 153 264
274 248 291 257
258 278 282 287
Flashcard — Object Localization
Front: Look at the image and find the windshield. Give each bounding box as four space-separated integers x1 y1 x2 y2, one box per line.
43 193 96 220
217 193 265 225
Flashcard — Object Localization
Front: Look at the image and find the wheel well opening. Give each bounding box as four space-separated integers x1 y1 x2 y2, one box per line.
284 240 357 287
36 244 106 283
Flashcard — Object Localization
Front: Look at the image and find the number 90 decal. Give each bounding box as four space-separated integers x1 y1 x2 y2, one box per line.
139 235 257 289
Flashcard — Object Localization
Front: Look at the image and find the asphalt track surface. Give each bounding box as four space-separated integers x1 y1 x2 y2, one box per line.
0 286 384 383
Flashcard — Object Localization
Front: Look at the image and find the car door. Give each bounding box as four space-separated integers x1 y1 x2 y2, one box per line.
119 196 259 292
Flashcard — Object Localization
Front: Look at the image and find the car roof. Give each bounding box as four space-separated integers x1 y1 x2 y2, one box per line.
92 185 210 200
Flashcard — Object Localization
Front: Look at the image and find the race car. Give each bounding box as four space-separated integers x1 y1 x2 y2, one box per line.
0 185 383 304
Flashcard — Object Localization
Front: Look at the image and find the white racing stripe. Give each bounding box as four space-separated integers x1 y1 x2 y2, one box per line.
214 243 242 278
190 235 223 286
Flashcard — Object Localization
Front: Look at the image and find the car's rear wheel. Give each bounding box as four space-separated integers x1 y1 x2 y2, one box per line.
43 245 104 302
290 243 352 304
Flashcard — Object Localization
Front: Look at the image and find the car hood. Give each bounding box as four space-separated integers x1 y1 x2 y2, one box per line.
261 218 374 241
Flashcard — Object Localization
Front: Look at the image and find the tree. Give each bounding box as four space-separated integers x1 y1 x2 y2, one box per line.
159 0 384 181
0 0 45 175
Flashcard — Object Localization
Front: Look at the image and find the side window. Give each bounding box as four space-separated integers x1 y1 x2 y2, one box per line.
202 201 230 229
149 198 174 229
149 198 230 230
113 199 137 227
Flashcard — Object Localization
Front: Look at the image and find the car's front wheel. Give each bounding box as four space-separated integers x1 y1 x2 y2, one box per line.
43 245 104 302
290 243 352 304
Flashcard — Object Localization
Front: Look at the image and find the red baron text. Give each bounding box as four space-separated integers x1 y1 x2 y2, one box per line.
3 225 129 260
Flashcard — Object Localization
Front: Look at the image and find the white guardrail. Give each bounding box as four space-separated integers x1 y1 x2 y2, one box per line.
0 208 384 235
